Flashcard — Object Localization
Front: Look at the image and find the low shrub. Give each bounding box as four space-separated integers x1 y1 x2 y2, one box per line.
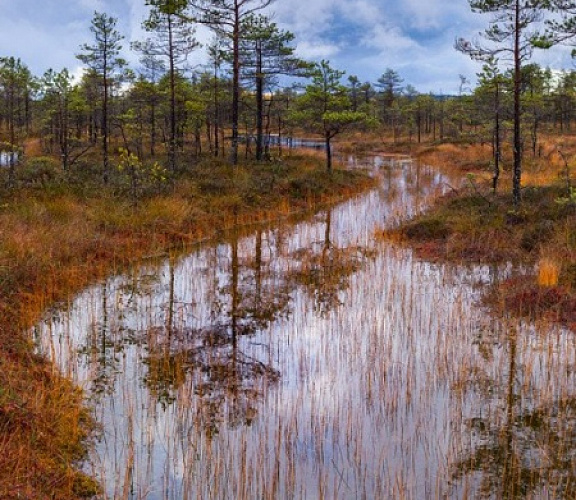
17 156 62 186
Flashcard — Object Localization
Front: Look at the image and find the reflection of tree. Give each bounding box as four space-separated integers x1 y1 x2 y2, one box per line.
82 282 120 396
145 325 280 434
216 229 293 338
80 270 164 396
145 230 292 433
451 327 576 498
288 209 373 315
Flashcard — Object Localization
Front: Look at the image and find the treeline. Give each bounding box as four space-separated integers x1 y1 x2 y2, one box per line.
1 0 576 198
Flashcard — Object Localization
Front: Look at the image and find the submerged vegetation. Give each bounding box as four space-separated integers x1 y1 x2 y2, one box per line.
0 151 373 499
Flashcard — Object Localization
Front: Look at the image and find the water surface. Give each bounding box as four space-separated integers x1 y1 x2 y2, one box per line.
34 157 576 499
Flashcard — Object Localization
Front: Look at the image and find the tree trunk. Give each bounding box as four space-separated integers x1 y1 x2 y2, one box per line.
231 1 240 166
150 99 157 158
103 52 109 184
168 15 177 173
493 82 501 193
512 0 522 207
214 62 220 158
325 133 332 173
255 41 264 161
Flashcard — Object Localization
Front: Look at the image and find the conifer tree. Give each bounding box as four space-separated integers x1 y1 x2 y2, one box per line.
77 12 127 183
189 0 273 166
292 60 367 173
239 14 309 160
133 0 200 172
456 0 548 207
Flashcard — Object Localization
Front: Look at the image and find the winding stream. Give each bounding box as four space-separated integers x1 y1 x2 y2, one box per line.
33 156 576 499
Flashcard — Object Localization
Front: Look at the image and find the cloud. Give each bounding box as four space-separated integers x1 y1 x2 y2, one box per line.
0 0 572 95
398 0 475 31
361 25 421 53
295 40 340 59
77 0 107 11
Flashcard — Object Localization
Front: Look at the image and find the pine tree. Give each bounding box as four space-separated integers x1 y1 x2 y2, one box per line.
189 0 273 166
239 14 310 160
291 60 367 173
456 0 548 207
133 0 200 173
77 12 127 183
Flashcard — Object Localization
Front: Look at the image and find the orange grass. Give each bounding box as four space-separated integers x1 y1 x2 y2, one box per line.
0 152 375 499
384 135 576 331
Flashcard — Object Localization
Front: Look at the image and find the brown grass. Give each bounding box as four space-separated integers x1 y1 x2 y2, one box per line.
382 135 576 332
0 152 375 499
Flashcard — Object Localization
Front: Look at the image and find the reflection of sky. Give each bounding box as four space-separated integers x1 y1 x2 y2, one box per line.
32 158 576 499
0 152 19 166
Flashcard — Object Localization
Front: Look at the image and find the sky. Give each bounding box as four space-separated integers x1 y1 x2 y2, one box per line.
0 0 574 94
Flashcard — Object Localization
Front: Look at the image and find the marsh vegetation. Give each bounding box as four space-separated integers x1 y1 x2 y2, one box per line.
31 156 576 498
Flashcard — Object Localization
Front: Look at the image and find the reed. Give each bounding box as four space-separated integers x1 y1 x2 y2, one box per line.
0 152 374 498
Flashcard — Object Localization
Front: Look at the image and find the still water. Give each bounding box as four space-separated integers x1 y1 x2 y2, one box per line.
33 157 576 499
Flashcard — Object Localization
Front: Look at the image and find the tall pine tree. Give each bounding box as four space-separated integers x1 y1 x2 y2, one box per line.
77 12 127 183
456 0 548 207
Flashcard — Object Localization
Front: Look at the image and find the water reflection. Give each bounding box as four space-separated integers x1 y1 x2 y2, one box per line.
32 157 576 499
288 209 374 316
451 321 576 498
0 150 19 166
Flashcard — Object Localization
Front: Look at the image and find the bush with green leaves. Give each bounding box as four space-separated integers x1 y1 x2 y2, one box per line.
18 156 62 186
116 148 168 201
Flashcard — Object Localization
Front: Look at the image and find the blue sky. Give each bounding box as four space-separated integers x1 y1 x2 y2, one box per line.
0 0 573 94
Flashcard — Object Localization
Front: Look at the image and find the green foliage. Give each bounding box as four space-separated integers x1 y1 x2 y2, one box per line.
556 187 576 206
290 60 369 170
116 148 168 201
0 141 22 153
18 157 62 186
76 12 127 76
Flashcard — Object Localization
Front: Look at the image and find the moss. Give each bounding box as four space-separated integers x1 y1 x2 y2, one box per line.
403 217 452 241
520 220 555 252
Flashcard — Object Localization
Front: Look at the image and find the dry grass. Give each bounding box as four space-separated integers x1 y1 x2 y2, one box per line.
384 135 576 331
538 258 560 287
0 152 375 498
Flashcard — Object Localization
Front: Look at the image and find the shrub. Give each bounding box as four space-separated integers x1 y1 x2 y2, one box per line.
17 157 62 186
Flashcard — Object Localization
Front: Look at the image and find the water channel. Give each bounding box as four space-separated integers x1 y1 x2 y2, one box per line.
33 156 576 499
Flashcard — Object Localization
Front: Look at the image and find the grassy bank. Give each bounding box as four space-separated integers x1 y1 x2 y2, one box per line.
382 138 576 331
0 152 375 499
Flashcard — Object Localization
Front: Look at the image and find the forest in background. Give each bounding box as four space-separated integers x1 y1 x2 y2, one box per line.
2 0 576 195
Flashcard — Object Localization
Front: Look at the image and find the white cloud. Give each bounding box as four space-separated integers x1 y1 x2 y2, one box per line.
0 0 572 94
295 40 340 59
362 25 421 53
399 0 473 31
78 0 106 12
